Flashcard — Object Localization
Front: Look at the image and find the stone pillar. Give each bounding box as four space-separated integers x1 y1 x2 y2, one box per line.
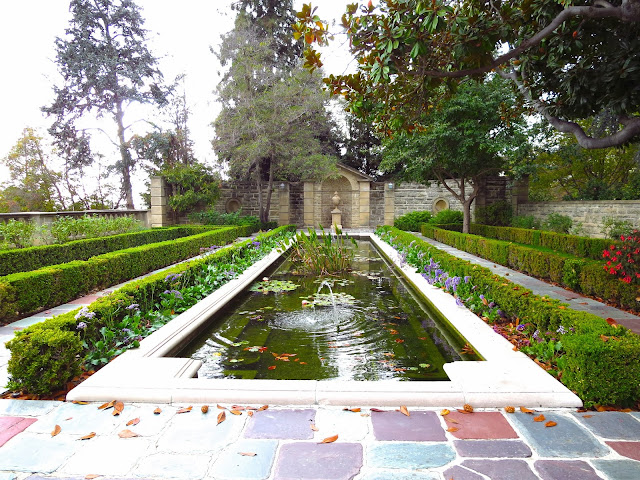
303 182 315 227
359 181 371 228
384 182 395 226
278 183 290 226
150 176 170 228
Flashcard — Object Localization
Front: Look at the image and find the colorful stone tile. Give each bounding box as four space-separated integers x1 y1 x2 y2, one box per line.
509 412 609 458
59 437 152 476
441 465 484 480
132 452 210 480
572 412 640 440
367 442 455 470
0 416 37 447
211 439 278 480
358 472 439 480
244 409 315 440
444 411 518 440
370 410 445 441
272 442 362 480
534 460 604 480
0 432 84 473
592 460 640 480
453 439 531 458
606 441 640 461
0 399 61 416
453 459 538 480
25 401 126 435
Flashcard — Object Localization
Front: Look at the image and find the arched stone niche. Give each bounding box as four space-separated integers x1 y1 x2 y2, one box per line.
225 198 242 213
321 176 353 228
433 197 449 213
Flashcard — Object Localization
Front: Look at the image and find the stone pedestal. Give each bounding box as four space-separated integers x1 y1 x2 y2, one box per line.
331 191 343 233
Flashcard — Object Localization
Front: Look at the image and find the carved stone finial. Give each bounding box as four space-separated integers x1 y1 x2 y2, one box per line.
331 191 341 208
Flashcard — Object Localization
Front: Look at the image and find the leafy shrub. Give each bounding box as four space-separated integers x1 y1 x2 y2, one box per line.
429 209 463 225
601 217 635 240
394 211 432 231
188 209 274 229
543 213 573 234
512 215 540 229
287 227 357 275
0 219 36 249
602 230 640 284
49 215 143 244
475 200 513 226
6 327 83 395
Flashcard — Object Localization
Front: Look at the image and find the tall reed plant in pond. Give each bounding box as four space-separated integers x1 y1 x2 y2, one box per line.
286 227 357 275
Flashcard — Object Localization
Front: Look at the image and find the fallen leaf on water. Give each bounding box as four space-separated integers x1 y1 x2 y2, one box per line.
98 400 115 410
583 414 593 418
545 421 557 427
153 407 162 415
320 434 338 444
400 405 410 417
520 406 536 414
310 423 319 432
504 406 515 413
395 339 404 343
343 408 361 413
230 410 243 416
113 401 124 416
440 409 450 416
79 432 96 440
176 406 192 414
217 411 226 425
268 365 277 370
534 414 546 422
239 452 257 457
447 427 459 432
51 425 61 437
118 429 139 438
258 405 269 411
126 418 140 426
300 362 307 365
201 405 209 414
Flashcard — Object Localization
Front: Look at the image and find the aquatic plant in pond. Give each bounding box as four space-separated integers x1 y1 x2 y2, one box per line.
250 279 300 293
285 227 358 275
182 241 476 381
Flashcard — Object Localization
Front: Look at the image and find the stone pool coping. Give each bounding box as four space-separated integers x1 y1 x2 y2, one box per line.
66 233 582 408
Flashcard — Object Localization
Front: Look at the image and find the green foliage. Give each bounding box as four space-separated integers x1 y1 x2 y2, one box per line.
0 219 36 249
601 216 636 240
6 327 82 395
394 211 432 231
543 213 573 234
342 112 383 178
48 215 143 244
250 279 299 293
378 226 640 406
0 227 242 321
161 163 221 214
189 210 259 227
429 209 463 225
5 226 296 394
475 200 513 227
512 215 540 230
287 228 357 275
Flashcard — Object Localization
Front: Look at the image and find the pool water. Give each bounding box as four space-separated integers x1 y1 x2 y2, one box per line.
180 241 477 380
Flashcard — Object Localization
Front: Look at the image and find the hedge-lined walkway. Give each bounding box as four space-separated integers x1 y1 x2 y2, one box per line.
416 234 640 335
0 232 260 396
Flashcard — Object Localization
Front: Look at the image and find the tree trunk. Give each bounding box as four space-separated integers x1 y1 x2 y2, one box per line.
262 154 275 225
256 160 265 224
115 99 135 209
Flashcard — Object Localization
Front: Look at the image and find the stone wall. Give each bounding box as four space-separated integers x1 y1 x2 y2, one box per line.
517 201 640 237
370 183 386 227
215 182 282 223
0 209 150 229
392 181 468 217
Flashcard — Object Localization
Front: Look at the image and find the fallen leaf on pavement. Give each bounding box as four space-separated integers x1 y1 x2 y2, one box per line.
545 421 557 427
400 405 410 417
520 406 536 414
217 411 226 425
239 452 257 457
51 425 61 437
118 429 139 438
113 401 124 416
176 406 192 414
440 409 450 416
98 400 115 410
126 418 140 426
310 423 319 432
534 414 546 422
79 432 96 440
153 407 162 415
320 434 338 444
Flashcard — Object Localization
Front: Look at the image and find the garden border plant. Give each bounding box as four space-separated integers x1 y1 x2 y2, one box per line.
6 225 296 395
421 224 639 312
378 226 640 407
0 226 252 322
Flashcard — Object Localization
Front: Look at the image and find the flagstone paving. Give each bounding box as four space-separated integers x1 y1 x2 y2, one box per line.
0 400 639 479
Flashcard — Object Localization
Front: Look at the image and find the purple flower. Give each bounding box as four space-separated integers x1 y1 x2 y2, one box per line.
479 294 485 300
556 325 567 335
252 241 261 247
126 303 139 310
74 306 95 320
122 328 132 334
464 276 471 283
456 297 464 307
488 302 496 308
76 321 87 330
516 324 526 332
165 273 182 283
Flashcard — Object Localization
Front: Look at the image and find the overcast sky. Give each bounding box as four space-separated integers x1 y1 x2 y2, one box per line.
0 0 355 206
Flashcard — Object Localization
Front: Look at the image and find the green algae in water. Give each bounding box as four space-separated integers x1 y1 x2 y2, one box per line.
181 241 477 381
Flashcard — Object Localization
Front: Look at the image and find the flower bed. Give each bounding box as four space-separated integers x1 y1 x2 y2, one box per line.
6 226 296 395
378 226 640 407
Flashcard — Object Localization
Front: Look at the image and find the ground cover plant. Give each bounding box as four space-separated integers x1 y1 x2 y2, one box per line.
393 210 432 232
6 226 296 395
377 226 640 407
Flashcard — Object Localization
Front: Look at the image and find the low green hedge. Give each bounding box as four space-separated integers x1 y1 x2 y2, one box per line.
0 226 245 322
5 225 296 395
422 225 639 312
382 226 640 406
0 225 222 277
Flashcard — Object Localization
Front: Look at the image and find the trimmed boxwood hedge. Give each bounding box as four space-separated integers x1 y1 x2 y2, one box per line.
0 226 246 322
421 225 640 312
382 226 640 407
5 225 296 395
0 225 224 277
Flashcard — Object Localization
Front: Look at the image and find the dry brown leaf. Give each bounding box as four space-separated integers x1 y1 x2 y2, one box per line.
320 434 338 444
456 409 472 414
519 406 536 414
72 401 88 405
258 405 269 411
126 418 140 426
583 414 594 419
440 409 450 416
360 413 370 417
504 406 516 413
545 421 557 427
153 407 162 415
217 404 227 410
51 425 61 437
85 475 101 479
217 411 226 425
98 400 115 410
447 418 459 424
463 404 474 413
118 429 140 438
310 423 319 432
79 432 96 440
447 427 459 432
534 414 546 422
176 406 192 414
343 408 361 413
113 401 124 416
400 405 410 417
230 410 243 416
239 452 257 457
201 405 209 414
231 405 247 411
247 411 254 417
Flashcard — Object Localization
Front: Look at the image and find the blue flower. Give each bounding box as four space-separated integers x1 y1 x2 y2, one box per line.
74 306 95 320
456 297 464 307
76 321 87 330
126 303 139 310
556 325 567 334
516 324 526 332
464 276 471 283
252 241 261 247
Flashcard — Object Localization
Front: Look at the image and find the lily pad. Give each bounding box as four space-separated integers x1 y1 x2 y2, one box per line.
311 292 357 307
250 280 300 293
